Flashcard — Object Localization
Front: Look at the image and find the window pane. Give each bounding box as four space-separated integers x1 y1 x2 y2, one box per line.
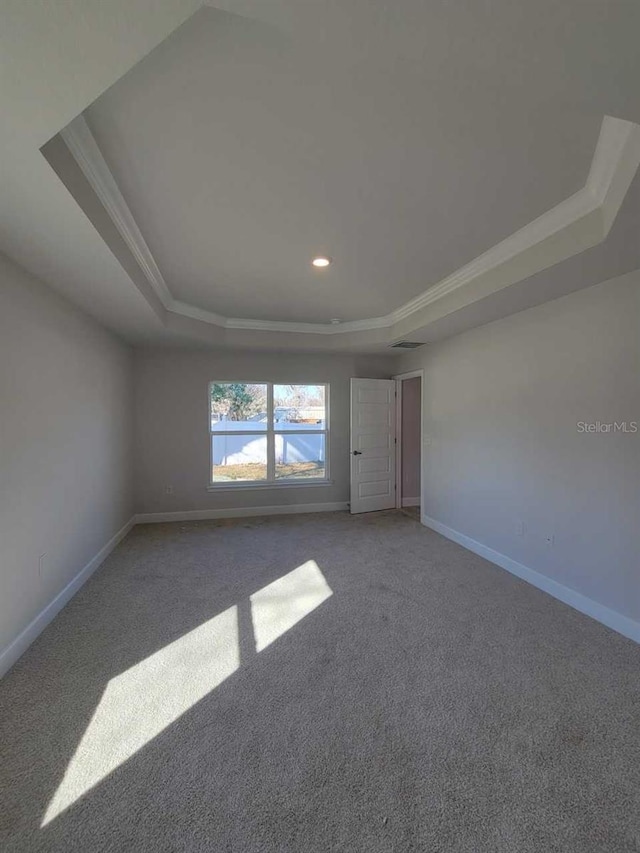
210 383 268 431
212 434 267 482
273 385 326 430
275 433 325 480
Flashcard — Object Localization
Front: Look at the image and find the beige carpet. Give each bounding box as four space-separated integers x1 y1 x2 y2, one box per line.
400 505 420 521
1 510 639 852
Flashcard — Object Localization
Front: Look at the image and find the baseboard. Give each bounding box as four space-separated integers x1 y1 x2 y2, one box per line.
421 514 640 645
135 501 349 524
402 497 420 507
0 504 347 677
10 505 634 681
0 516 136 678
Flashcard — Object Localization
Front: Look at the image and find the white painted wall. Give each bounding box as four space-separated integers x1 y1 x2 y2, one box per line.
0 253 134 669
398 270 640 628
134 349 395 514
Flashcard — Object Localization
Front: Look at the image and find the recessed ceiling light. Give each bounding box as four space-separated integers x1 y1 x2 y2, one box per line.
312 256 332 268
329 318 341 325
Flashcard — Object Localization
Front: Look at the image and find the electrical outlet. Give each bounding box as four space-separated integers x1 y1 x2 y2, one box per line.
164 485 174 495
515 521 525 537
38 553 46 578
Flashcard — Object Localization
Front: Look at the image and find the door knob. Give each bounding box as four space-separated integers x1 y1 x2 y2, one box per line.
352 450 362 455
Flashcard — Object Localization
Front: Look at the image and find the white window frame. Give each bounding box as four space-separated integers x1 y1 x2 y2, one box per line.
207 381 331 490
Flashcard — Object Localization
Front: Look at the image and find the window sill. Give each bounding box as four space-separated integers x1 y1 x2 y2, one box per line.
207 479 333 492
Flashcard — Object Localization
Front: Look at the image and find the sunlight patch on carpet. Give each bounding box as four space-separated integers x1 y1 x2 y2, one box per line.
250 560 333 652
42 605 240 826
42 561 332 826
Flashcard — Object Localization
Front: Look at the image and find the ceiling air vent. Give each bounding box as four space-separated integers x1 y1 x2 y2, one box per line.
390 340 424 349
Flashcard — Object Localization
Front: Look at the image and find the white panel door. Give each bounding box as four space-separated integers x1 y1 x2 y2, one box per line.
350 378 396 513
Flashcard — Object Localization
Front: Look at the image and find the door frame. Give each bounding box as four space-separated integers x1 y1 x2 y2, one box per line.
393 369 424 511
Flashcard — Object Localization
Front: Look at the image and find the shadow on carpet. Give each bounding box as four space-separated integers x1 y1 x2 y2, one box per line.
1 510 639 852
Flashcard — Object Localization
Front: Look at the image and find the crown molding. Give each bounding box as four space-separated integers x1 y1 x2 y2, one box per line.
60 116 173 308
389 116 640 327
60 114 640 338
223 312 391 335
170 300 390 335
388 187 593 325
586 114 640 233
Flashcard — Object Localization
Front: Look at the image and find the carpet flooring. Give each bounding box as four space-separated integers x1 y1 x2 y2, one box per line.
400 505 421 521
1 510 639 852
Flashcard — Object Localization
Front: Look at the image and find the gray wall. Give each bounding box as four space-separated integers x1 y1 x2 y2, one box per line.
401 376 421 502
0 253 134 660
398 270 640 623
134 349 395 513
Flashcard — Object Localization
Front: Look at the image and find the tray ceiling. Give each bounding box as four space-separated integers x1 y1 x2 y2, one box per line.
3 1 640 350
84 6 600 325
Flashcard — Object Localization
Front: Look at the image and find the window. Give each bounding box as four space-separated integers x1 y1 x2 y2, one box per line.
209 382 328 486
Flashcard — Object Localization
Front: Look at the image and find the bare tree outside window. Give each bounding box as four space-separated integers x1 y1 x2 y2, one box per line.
210 383 266 422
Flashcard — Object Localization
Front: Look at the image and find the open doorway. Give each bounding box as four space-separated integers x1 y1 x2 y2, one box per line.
394 371 423 521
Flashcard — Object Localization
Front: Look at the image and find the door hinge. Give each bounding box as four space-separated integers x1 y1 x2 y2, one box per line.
394 437 397 444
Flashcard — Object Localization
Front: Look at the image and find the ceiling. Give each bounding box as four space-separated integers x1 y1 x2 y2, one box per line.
2 1 640 351
85 5 599 324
